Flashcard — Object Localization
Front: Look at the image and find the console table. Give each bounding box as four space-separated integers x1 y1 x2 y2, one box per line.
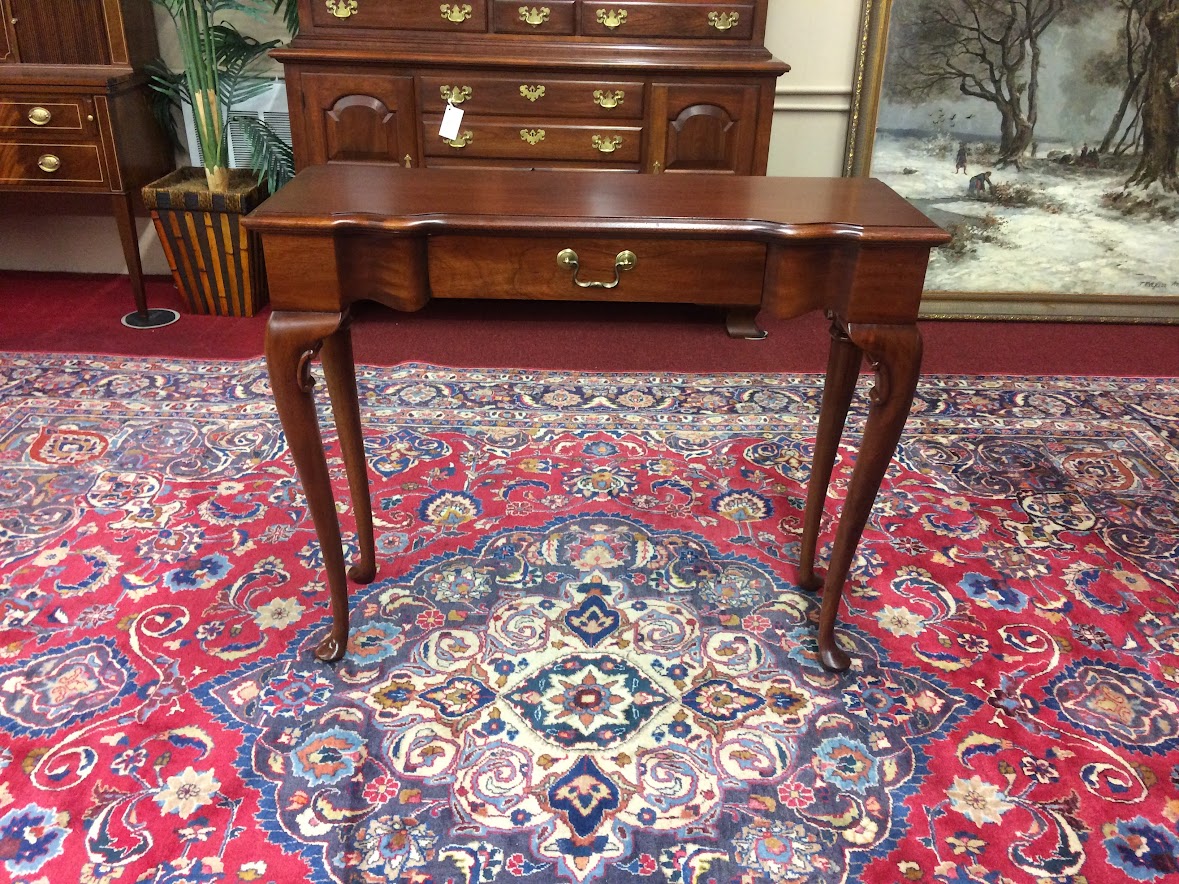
244 165 949 671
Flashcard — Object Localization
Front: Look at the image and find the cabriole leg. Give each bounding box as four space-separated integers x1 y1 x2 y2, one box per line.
265 310 352 662
799 320 862 591
816 323 922 672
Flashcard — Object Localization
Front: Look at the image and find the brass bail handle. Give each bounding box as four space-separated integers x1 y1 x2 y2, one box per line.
556 248 637 289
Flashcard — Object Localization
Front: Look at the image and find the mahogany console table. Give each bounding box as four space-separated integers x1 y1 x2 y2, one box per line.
244 165 949 671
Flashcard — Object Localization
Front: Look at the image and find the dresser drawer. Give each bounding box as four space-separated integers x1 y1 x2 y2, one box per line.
492 1 576 34
0 96 93 134
0 141 106 186
429 235 766 304
311 0 487 32
423 115 642 162
581 2 755 40
420 74 644 118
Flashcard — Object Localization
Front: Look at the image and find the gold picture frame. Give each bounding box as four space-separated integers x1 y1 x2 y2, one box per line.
845 0 1179 323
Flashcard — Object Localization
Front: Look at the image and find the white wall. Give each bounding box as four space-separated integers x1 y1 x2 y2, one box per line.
0 0 864 275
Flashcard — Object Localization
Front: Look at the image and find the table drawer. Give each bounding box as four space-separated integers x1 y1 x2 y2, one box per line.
581 2 754 40
420 74 644 118
492 1 576 34
428 236 766 304
0 96 92 134
0 141 106 186
310 0 487 31
424 115 642 162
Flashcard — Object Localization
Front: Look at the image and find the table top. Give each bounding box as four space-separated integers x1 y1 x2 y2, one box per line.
245 165 950 246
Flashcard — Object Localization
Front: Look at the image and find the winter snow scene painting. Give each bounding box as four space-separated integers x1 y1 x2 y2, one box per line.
866 0 1178 305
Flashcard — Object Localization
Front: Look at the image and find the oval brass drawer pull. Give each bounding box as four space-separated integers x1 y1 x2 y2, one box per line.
520 85 546 102
592 89 624 109
440 3 473 22
440 85 472 105
596 9 627 29
520 128 546 145
518 6 550 26
28 106 52 126
326 0 358 18
557 248 636 289
707 10 739 31
591 134 622 154
38 154 61 173
444 131 473 148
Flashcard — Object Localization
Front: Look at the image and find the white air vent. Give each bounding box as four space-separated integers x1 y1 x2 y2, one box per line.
181 79 291 169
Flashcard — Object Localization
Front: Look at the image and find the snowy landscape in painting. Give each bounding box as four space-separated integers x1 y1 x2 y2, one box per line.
869 0 1179 300
871 133 1179 296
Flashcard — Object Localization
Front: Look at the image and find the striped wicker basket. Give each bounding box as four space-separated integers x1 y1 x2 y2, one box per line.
143 168 269 317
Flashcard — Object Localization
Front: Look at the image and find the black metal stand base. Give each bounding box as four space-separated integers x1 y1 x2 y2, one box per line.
121 308 181 329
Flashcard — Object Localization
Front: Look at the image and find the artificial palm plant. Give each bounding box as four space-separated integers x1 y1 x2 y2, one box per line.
148 0 295 193
142 0 297 316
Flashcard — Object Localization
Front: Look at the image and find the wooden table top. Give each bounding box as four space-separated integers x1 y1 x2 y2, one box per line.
245 165 950 246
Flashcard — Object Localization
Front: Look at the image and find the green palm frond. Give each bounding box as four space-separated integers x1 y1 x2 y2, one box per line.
237 117 295 193
148 0 295 191
144 59 184 147
273 0 299 34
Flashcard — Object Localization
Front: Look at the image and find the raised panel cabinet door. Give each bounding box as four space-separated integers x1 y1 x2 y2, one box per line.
299 73 419 166
648 82 759 175
7 0 112 65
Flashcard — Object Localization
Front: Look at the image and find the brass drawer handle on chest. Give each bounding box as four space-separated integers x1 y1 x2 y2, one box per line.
596 9 627 29
37 154 61 173
520 128 546 145
518 6 550 26
27 106 53 126
556 248 637 289
590 134 622 154
519 85 546 102
707 11 740 31
440 3 473 23
440 85 473 105
592 89 624 110
444 131 473 148
325 0 358 19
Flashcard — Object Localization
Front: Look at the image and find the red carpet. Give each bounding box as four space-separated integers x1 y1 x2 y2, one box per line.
2 271 1177 375
1 355 1177 883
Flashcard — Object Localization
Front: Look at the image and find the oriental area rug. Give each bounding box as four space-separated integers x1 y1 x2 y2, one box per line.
1 354 1178 884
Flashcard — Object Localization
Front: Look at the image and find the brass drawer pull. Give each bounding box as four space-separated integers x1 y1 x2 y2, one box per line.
592 89 624 109
28 106 53 126
440 85 472 105
519 85 546 102
596 9 627 29
38 154 61 173
440 3 473 22
518 6 550 26
326 0 358 18
520 128 545 144
707 11 739 31
556 248 636 289
445 131 473 148
591 134 622 154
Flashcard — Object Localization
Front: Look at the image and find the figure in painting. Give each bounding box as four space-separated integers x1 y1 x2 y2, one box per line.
955 143 969 174
967 170 993 195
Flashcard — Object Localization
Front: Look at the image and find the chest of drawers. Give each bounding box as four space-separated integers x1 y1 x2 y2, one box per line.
277 0 786 175
0 0 172 323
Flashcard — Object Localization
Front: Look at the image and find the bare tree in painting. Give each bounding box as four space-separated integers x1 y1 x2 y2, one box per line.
1125 0 1179 190
1087 0 1151 155
887 0 1087 165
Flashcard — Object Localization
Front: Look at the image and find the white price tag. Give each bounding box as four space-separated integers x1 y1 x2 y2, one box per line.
439 103 464 140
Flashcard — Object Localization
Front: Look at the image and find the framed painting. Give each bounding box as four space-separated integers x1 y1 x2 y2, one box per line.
845 0 1179 323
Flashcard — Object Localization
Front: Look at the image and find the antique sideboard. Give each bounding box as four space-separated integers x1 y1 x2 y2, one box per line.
0 0 172 325
275 0 787 175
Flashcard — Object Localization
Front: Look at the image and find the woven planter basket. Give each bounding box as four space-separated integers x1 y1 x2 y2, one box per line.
143 168 269 317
